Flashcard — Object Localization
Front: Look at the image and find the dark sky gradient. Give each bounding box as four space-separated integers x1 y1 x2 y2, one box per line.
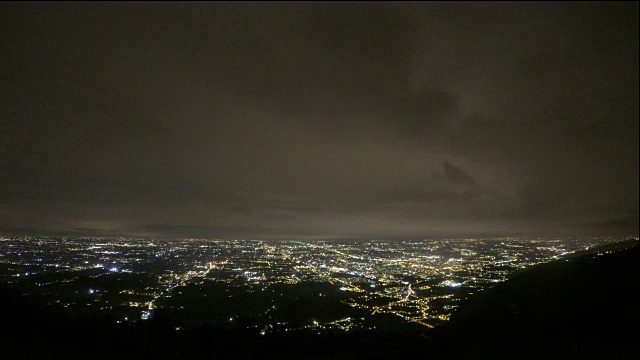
2 2 638 238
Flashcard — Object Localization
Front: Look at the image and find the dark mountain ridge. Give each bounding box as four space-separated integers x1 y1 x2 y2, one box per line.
428 239 639 359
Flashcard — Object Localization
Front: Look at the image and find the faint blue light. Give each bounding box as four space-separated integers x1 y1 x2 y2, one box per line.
441 280 462 288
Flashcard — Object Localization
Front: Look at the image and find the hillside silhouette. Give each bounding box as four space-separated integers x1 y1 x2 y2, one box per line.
1 240 637 359
428 239 639 359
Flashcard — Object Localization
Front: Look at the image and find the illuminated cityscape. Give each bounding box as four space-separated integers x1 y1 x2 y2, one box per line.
0 236 624 334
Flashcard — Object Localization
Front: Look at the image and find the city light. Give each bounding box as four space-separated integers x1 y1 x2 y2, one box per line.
0 235 630 335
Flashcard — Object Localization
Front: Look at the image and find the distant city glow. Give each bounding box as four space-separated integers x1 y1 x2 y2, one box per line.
0 235 629 334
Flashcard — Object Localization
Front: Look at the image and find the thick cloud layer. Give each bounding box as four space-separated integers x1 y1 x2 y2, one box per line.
2 2 638 238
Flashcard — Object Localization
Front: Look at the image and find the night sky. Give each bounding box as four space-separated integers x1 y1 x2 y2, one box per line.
2 2 638 239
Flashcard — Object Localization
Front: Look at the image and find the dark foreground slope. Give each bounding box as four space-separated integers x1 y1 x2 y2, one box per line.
0 284 426 360
1 240 637 359
428 240 639 359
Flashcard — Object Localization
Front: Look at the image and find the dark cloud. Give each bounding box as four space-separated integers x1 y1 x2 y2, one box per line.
1 2 637 238
442 161 476 187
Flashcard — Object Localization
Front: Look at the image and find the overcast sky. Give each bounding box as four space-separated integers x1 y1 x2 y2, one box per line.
2 2 638 239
